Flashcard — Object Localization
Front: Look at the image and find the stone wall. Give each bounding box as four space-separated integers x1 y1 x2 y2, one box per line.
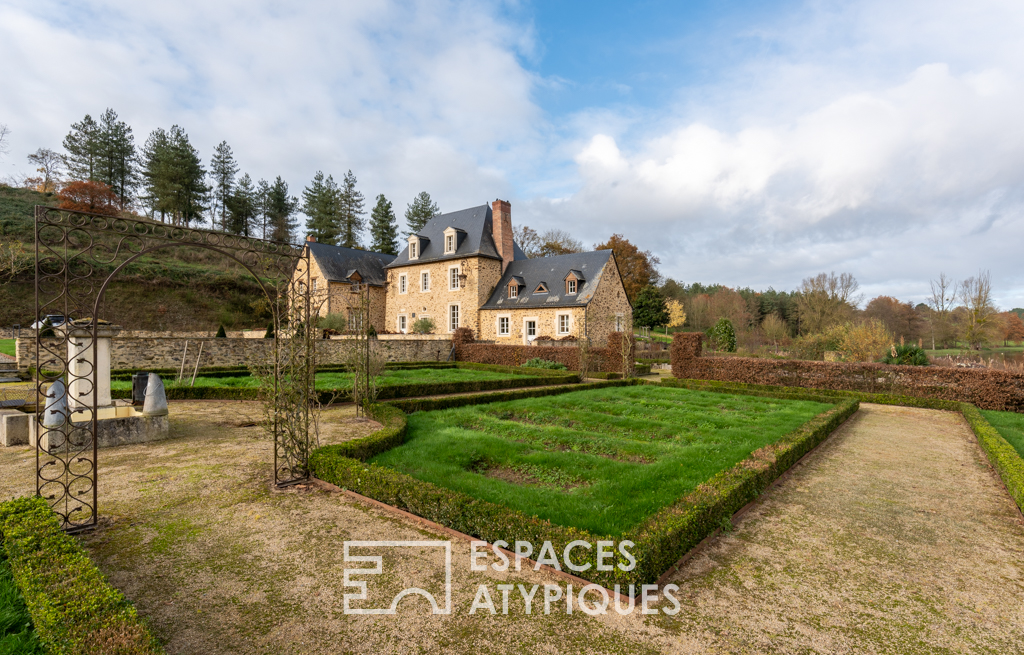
582 256 634 348
478 306 586 345
17 336 453 371
453 330 633 373
669 332 1024 412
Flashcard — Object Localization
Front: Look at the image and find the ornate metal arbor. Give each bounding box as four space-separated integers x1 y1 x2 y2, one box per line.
34 206 315 532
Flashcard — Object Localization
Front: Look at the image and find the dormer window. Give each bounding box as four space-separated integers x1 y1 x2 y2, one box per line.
409 239 418 260
442 227 464 255
564 270 584 296
509 283 518 299
535 282 548 294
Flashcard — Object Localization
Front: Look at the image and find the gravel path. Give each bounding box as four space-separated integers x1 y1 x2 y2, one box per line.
657 403 1024 653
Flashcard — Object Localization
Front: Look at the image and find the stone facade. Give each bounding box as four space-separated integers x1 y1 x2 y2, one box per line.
17 336 454 371
384 256 502 336
307 251 389 333
476 254 631 347
580 257 633 347
478 306 586 344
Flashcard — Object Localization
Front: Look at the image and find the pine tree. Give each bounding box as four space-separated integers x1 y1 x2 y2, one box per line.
225 173 257 236
140 125 209 226
404 191 440 235
256 178 271 239
209 141 239 231
266 176 299 243
140 128 171 221
337 170 365 248
63 114 100 182
95 108 137 209
302 171 342 244
368 194 399 255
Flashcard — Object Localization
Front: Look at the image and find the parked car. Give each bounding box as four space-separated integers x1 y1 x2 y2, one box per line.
29 315 67 330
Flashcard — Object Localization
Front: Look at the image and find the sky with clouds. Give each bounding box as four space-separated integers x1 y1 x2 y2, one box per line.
1 0 1022 307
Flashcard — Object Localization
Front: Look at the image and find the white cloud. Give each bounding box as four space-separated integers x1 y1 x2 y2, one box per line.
524 1 1024 308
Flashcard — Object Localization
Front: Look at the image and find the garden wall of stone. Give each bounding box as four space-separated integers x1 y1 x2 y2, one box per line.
669 332 1024 412
17 336 453 371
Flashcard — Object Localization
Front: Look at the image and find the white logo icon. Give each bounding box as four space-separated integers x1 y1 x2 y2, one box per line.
343 540 452 615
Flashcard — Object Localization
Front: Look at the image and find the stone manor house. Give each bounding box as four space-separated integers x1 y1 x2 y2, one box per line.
301 200 633 346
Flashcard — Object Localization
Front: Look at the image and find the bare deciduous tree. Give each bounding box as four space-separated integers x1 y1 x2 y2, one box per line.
958 270 998 350
0 124 10 159
26 148 65 193
795 271 862 334
927 272 958 349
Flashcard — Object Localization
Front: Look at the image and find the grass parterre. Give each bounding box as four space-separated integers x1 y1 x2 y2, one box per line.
369 386 831 536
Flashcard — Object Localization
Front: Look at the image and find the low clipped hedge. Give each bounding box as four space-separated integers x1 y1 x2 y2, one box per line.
310 380 856 587
587 371 622 380
0 497 162 655
111 370 580 403
667 377 1024 515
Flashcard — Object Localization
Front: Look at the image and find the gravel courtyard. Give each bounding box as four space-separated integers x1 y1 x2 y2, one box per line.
1 400 1022 654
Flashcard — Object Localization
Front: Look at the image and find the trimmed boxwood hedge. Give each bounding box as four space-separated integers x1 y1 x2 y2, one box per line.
666 377 1024 514
0 497 163 655
309 380 857 587
111 370 581 403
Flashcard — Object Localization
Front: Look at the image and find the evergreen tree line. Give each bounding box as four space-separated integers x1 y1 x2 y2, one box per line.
56 108 444 249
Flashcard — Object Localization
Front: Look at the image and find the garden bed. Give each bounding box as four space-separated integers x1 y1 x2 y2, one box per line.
311 381 857 586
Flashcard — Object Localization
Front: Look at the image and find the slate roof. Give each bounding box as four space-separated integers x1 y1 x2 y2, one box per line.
481 250 615 310
307 242 396 287
386 204 527 268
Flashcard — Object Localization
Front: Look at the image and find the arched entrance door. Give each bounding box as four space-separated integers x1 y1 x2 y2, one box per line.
33 206 316 532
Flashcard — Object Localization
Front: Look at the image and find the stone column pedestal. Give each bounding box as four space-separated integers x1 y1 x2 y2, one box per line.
63 323 122 410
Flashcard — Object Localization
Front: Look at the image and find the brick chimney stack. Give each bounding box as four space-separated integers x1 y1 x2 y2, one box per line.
306 235 317 242
491 199 513 273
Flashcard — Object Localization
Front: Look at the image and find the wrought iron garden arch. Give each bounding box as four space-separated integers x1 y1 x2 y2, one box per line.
33 206 316 532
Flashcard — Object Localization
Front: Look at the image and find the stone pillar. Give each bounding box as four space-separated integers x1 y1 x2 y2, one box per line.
64 323 122 410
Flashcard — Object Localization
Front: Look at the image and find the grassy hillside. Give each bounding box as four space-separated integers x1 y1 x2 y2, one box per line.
0 185 273 330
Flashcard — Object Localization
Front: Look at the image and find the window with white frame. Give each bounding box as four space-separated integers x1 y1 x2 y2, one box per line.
398 315 407 333
409 241 418 259
449 266 459 290
508 283 518 298
449 304 459 332
498 316 509 336
566 278 576 294
558 313 570 335
446 234 455 253
312 278 318 292
399 274 407 294
421 271 430 291
615 315 623 332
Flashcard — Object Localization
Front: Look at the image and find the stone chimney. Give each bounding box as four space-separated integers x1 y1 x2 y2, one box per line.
491 199 513 273
306 235 317 242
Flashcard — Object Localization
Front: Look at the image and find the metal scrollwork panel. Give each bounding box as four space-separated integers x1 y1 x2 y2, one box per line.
34 206 315 531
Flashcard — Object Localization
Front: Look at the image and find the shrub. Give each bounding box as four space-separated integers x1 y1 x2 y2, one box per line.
841 319 892 362
215 325 227 338
412 317 435 334
881 343 929 366
318 313 347 333
0 497 163 654
791 324 847 360
521 358 567 370
707 318 737 352
263 322 274 338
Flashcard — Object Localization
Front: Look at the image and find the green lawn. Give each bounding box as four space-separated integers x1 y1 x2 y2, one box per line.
0 340 14 358
0 552 43 654
111 367 517 391
980 410 1024 459
370 385 832 536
